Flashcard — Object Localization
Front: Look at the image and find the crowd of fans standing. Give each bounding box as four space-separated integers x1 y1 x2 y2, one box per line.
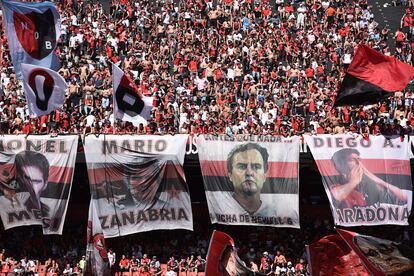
1 0 414 138
0 0 414 275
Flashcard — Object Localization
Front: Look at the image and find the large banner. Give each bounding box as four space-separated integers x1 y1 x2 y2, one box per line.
84 135 193 238
305 135 412 226
198 135 300 228
2 0 61 78
0 135 77 234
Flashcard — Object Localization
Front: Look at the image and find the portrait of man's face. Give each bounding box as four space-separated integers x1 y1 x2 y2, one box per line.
229 149 266 196
345 153 360 171
20 166 47 198
332 148 361 175
126 159 161 204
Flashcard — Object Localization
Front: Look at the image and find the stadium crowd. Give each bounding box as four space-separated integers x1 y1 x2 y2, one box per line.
0 215 412 275
0 0 414 138
0 0 414 275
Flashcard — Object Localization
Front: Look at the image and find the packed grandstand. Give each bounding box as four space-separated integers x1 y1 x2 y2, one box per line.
0 0 414 275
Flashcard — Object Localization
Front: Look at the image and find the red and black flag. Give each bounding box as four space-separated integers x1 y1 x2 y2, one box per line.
206 230 265 276
334 44 414 107
112 64 153 126
337 228 414 276
21 63 67 117
2 0 61 79
306 234 369 276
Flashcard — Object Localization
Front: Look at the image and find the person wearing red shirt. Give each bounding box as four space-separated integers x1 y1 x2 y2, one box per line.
259 252 271 274
195 255 206 273
139 263 151 276
119 255 130 273
295 258 306 274
305 67 314 79
141 254 150 266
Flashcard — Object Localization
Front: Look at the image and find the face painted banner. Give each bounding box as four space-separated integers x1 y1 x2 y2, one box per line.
21 63 67 117
197 135 300 228
337 228 414 275
305 134 412 226
112 64 153 126
2 0 61 78
0 135 77 235
84 135 193 238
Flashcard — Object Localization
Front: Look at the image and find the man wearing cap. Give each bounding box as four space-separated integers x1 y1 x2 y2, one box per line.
150 256 161 275
286 261 295 275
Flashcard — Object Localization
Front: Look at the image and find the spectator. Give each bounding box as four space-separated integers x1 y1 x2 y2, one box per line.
119 254 130 273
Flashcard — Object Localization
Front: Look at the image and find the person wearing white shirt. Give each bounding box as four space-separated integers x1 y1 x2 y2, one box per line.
227 67 234 80
108 250 116 268
71 14 78 26
166 269 176 276
296 4 307 28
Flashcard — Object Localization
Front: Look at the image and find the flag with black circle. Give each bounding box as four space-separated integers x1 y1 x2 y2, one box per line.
2 0 61 78
21 63 67 117
112 64 153 125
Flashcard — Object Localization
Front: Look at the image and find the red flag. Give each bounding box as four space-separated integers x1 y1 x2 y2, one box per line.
336 228 414 276
306 234 369 276
205 230 264 276
334 44 414 106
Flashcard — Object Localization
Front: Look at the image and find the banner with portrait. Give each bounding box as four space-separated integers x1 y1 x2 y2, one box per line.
84 135 193 238
0 135 78 235
198 135 300 228
305 134 412 226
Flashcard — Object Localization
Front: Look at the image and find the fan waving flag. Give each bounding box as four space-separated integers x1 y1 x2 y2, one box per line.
112 64 153 125
2 0 61 78
334 44 414 106
337 228 414 276
21 63 67 117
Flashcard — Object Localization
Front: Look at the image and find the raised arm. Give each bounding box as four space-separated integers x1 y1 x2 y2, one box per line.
330 164 363 202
